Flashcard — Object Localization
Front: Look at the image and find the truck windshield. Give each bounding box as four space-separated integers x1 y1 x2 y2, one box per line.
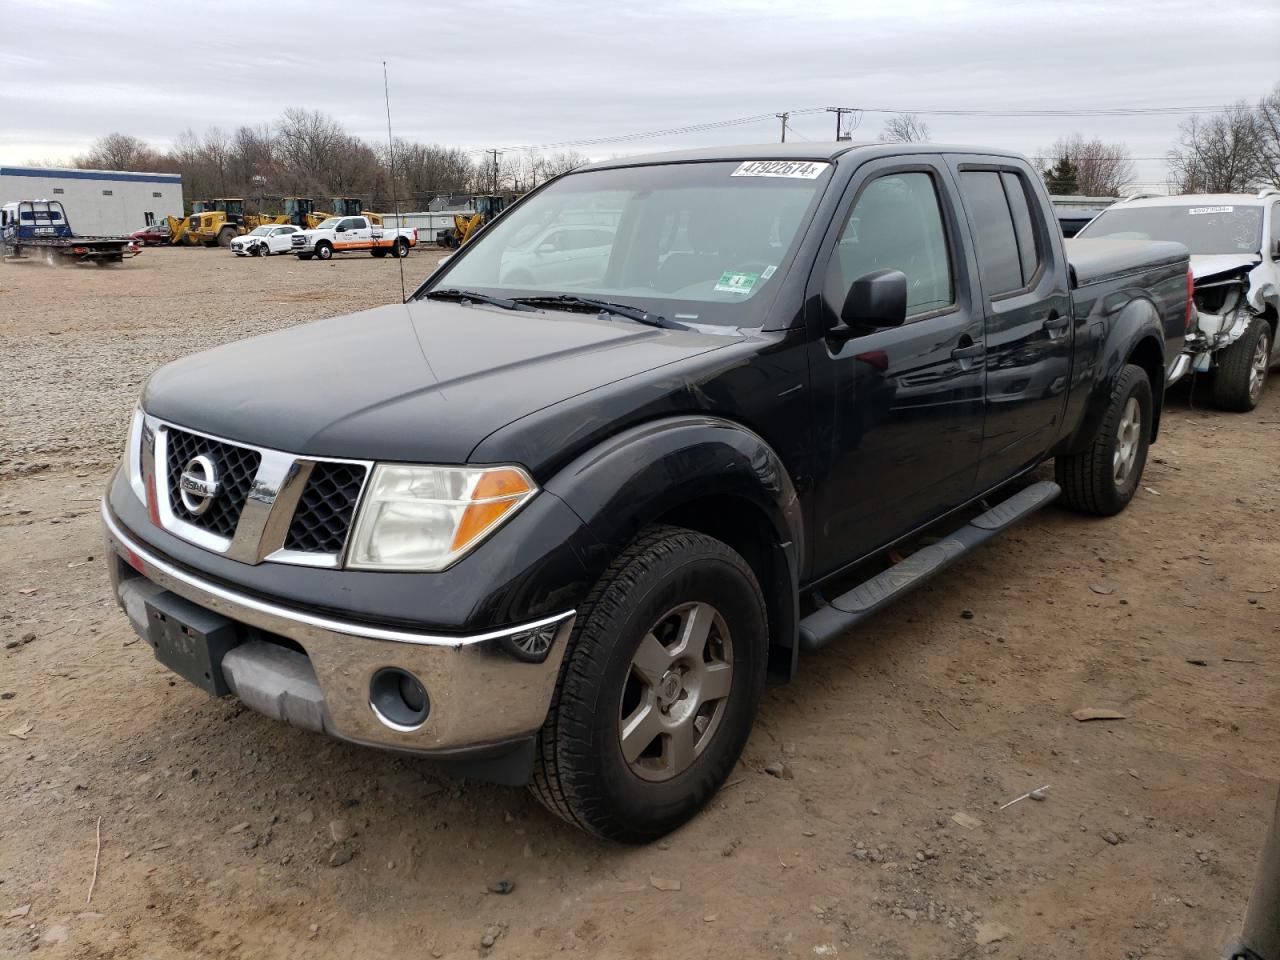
317 218 341 230
420 160 834 326
1079 204 1263 255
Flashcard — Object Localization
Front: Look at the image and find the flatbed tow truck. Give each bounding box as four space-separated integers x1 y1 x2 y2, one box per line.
1 199 138 266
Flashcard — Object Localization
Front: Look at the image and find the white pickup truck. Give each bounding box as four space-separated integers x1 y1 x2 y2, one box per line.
290 215 418 261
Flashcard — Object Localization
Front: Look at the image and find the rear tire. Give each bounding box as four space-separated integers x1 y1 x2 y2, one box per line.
1056 363 1151 517
314 242 333 261
1212 317 1271 412
371 249 387 258
392 238 409 258
216 227 237 248
530 525 767 843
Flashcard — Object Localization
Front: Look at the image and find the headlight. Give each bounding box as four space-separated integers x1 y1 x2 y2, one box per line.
346 464 536 571
124 407 147 504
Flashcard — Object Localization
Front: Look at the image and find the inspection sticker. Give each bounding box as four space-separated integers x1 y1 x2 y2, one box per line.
731 160 829 179
1188 206 1233 215
714 271 759 294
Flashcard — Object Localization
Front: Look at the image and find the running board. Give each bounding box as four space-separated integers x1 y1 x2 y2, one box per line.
798 480 1061 652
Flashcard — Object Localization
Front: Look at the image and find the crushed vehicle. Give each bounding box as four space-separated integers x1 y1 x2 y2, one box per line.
291 215 416 260
2 199 139 266
102 144 1190 842
1077 190 1280 411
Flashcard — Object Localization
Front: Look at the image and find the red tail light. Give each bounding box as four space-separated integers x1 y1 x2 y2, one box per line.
413 228 419 243
1185 267 1196 333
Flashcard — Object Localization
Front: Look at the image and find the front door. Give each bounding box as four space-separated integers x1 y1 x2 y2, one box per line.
808 157 987 576
946 159 1074 488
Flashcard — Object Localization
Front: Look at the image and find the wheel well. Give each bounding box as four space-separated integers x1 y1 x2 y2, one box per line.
655 494 796 683
1128 335 1165 441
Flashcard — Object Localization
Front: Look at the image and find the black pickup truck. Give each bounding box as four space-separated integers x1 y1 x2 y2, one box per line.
102 144 1191 842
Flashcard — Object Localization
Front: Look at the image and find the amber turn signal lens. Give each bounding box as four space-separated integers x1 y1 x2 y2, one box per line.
472 469 533 500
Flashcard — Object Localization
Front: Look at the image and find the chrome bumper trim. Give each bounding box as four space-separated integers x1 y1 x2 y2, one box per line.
102 501 574 648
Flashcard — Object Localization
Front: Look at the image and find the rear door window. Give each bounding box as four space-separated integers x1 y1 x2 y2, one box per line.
959 171 1023 295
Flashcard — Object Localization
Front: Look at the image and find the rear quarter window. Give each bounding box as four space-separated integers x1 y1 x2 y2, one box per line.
959 171 1023 295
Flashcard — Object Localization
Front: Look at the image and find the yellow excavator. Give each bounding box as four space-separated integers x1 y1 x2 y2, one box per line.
167 199 256 247
283 198 329 230
330 197 384 227
437 195 508 248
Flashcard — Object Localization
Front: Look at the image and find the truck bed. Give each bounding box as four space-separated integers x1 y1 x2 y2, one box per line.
1066 237 1187 287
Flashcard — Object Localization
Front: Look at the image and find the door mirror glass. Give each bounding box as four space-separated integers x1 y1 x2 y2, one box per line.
839 269 908 331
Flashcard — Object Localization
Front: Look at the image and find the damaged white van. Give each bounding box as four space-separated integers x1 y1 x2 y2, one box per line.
1078 190 1280 411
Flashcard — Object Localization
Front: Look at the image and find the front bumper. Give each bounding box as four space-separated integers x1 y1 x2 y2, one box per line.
103 502 574 763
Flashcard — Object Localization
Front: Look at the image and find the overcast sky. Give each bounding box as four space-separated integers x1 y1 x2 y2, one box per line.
3 0 1276 189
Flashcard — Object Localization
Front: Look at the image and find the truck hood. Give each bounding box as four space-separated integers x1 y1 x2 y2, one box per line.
1190 253 1262 281
142 300 736 466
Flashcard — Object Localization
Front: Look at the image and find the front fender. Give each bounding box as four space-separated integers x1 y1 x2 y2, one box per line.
544 415 803 678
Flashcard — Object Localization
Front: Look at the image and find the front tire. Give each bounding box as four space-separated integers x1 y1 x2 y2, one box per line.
314 242 333 261
1056 363 1152 516
216 227 237 248
531 526 767 843
1213 317 1271 412
296 253 313 261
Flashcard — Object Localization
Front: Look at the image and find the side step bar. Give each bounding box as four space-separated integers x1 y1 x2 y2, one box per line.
798 480 1061 652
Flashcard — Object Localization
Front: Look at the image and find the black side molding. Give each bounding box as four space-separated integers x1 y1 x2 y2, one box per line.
798 481 1061 652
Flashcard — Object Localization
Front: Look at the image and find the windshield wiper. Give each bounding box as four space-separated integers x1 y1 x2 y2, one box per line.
512 295 682 329
423 288 535 311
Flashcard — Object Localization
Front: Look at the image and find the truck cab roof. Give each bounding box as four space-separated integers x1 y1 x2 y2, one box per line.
579 142 1035 172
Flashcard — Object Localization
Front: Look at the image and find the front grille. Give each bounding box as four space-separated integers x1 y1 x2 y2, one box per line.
284 462 367 554
291 235 304 246
165 428 261 539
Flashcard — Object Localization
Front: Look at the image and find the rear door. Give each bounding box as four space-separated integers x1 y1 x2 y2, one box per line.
945 158 1073 488
807 155 987 575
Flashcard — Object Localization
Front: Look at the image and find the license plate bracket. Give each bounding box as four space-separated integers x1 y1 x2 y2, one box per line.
144 591 241 696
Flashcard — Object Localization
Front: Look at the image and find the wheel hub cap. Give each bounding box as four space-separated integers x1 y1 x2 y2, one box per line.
657 670 683 710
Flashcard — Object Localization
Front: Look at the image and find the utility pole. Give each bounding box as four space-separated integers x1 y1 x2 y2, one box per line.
825 107 859 141
486 148 503 194
775 112 789 143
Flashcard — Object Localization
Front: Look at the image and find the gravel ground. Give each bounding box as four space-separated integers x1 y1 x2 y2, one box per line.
1 247 1278 959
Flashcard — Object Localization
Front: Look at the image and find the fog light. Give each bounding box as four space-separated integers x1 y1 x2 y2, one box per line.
369 668 430 731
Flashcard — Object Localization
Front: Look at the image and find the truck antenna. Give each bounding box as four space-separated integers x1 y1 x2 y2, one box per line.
382 60 406 303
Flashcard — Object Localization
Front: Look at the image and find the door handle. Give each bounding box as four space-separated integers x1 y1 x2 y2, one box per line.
1043 314 1070 338
951 342 986 360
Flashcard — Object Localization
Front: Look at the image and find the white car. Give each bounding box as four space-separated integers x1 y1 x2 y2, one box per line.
231 225 301 257
1077 189 1280 411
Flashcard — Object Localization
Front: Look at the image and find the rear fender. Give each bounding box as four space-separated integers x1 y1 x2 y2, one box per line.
1060 293 1166 453
544 415 803 680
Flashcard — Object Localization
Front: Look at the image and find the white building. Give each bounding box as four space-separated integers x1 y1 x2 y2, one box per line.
0 165 184 236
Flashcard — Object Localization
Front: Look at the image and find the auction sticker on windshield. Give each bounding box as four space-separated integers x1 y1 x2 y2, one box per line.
1188 206 1234 215
731 160 829 179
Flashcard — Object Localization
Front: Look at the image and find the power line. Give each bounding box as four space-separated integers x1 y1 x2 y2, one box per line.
488 102 1239 154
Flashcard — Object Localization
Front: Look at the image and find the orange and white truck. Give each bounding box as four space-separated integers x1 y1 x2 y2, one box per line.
290 215 417 261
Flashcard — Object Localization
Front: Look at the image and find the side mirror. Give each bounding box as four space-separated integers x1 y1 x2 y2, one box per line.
536 240 556 254
831 269 908 338
336 225 347 233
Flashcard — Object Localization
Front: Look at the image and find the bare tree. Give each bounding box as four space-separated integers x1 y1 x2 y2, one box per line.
1167 102 1267 193
384 139 474 204
1256 83 1280 188
878 113 930 143
1040 135 1135 196
74 132 163 171
507 149 589 191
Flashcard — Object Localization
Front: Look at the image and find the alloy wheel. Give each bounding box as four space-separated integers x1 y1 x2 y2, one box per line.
1113 396 1141 487
618 601 734 782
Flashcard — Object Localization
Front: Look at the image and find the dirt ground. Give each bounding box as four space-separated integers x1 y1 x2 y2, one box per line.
1 247 1277 960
